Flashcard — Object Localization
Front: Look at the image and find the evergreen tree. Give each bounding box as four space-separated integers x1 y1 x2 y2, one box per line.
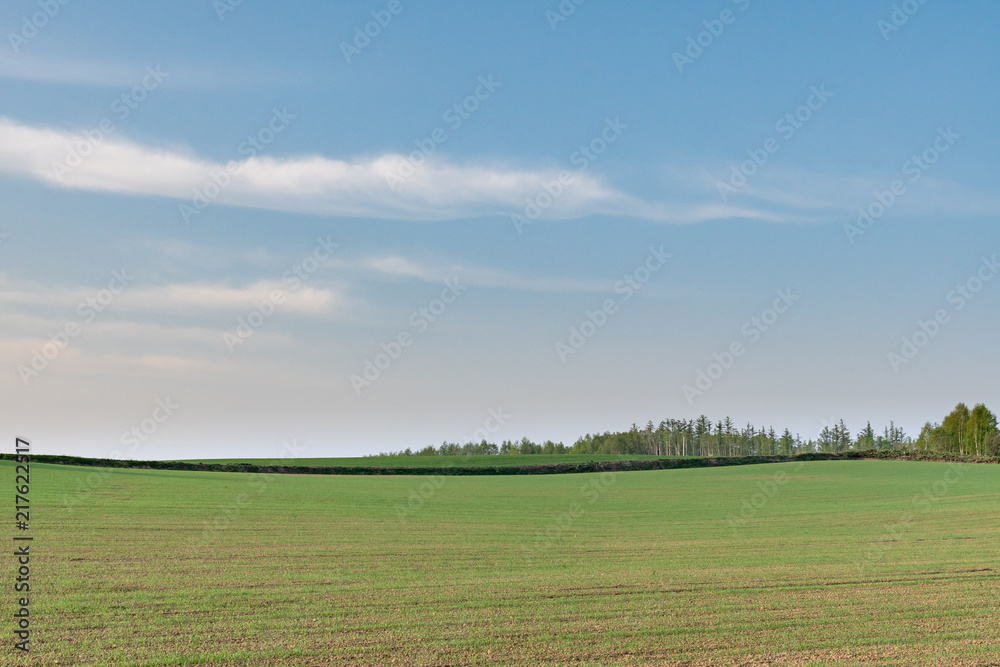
818 426 834 452
780 428 794 456
856 422 876 450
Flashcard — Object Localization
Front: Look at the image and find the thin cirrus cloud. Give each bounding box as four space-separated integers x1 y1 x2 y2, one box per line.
0 54 311 88
676 161 1000 220
0 277 342 317
356 255 615 294
0 279 336 376
6 116 990 225
0 54 144 87
0 116 780 223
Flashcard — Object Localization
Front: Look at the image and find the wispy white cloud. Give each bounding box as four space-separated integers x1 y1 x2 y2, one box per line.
0 55 304 88
0 277 342 316
355 255 612 293
0 55 143 87
128 281 339 315
3 116 996 224
0 291 317 382
676 162 1000 220
0 117 774 223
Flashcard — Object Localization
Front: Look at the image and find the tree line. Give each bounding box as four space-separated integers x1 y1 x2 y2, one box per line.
374 403 999 458
916 403 999 456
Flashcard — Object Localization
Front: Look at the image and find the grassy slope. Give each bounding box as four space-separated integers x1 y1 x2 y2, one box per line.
16 459 1000 666
174 454 673 468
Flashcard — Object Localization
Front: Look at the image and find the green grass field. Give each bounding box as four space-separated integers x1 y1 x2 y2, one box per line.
11 459 1000 665
174 454 674 468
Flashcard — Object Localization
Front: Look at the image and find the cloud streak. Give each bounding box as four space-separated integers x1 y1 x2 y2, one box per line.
4 116 996 225
0 116 777 223
356 255 613 293
0 277 342 316
0 117 621 221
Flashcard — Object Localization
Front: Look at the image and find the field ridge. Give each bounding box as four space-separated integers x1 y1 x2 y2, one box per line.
2 449 996 475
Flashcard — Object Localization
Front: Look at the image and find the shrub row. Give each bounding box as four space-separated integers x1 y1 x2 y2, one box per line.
1 449 996 476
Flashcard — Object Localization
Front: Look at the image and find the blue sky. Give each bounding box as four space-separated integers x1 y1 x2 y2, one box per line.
1 0 998 459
